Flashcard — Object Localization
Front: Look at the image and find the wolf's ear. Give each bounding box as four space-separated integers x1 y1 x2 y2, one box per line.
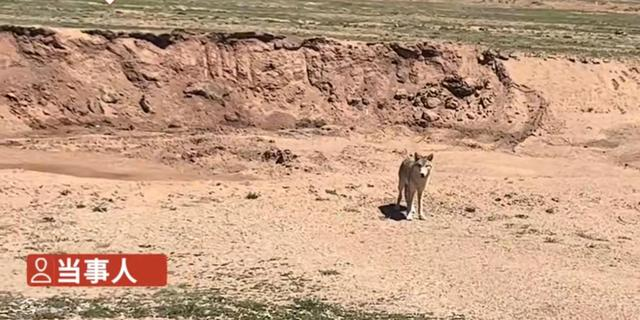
414 152 421 159
426 153 434 161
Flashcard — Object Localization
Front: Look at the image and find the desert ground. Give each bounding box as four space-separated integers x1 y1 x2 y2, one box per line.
1 1 640 320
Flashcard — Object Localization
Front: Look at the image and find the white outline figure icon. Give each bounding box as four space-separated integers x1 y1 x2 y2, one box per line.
105 0 115 4
30 258 52 284
112 257 137 284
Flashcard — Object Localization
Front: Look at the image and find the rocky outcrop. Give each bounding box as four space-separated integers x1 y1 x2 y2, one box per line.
0 26 548 143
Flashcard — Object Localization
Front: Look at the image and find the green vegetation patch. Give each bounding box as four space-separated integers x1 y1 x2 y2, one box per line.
0 288 467 319
0 0 639 56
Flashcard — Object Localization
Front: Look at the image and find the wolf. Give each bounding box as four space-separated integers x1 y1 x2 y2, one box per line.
396 152 434 220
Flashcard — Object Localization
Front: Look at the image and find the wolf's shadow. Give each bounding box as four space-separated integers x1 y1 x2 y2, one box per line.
378 203 408 221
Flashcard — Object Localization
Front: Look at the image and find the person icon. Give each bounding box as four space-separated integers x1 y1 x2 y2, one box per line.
30 257 52 284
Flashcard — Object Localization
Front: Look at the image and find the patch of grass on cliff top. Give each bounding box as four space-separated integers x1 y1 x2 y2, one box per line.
0 288 466 319
0 0 639 56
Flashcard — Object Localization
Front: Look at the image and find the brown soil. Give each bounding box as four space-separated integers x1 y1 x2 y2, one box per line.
1 26 640 320
0 26 551 143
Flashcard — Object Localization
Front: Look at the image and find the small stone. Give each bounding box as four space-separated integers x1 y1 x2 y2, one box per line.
496 51 510 60
224 111 241 123
141 70 161 81
101 92 119 104
425 97 442 109
464 206 476 213
347 97 362 107
262 147 296 165
139 95 152 113
394 89 409 100
441 76 476 98
5 93 18 101
422 110 440 122
427 87 440 96
87 100 106 114
466 112 476 120
545 208 555 214
480 96 493 109
445 98 460 110
416 119 429 128
184 82 228 103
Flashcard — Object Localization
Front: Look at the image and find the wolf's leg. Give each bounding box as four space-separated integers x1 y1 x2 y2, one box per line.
417 189 425 220
396 181 404 208
405 187 415 220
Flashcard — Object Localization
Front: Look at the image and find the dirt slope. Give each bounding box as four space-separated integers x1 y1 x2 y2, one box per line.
504 57 640 170
0 26 550 145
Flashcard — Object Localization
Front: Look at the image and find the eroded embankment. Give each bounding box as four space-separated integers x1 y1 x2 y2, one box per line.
0 26 551 145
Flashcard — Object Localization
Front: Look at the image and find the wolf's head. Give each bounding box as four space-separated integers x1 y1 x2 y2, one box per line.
413 152 434 178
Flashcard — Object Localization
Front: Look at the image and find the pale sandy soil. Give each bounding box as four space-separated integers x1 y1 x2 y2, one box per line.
1 128 639 319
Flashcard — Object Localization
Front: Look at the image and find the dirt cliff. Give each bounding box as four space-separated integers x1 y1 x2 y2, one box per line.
0 26 549 146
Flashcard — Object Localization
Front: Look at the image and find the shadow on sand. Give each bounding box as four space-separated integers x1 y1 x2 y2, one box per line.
378 203 408 221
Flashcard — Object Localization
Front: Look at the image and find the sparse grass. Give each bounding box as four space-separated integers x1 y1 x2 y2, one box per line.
344 207 360 213
79 302 116 318
0 0 639 56
486 214 509 221
92 205 107 213
325 189 338 196
0 288 464 319
297 118 327 129
319 269 341 276
246 191 261 200
515 224 541 236
576 230 608 242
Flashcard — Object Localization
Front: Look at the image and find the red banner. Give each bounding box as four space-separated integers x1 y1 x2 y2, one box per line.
27 254 167 287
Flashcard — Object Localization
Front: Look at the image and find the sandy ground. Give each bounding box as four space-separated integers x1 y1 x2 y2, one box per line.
1 127 639 320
